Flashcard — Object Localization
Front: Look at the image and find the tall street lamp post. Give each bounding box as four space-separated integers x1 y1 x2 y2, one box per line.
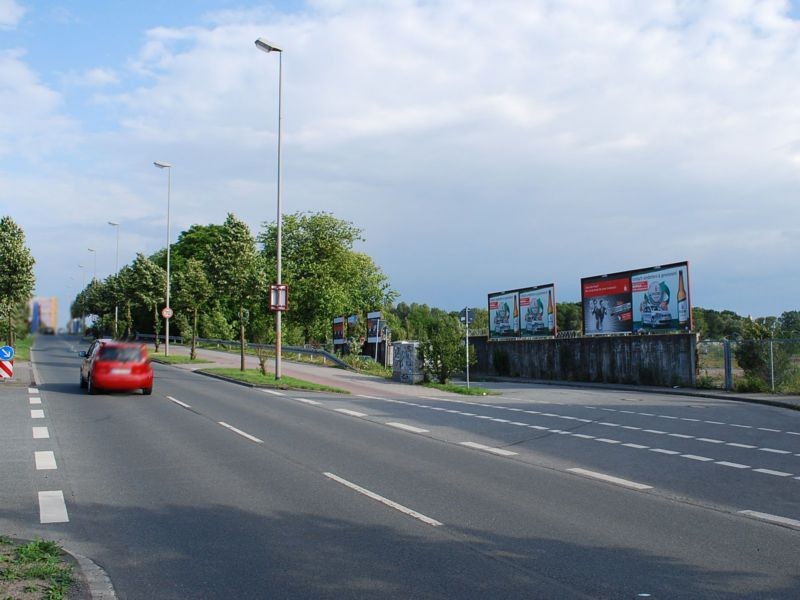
108 221 120 338
255 37 284 379
154 161 172 356
87 248 97 282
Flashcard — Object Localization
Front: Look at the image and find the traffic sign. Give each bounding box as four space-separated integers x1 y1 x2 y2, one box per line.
269 284 289 312
161 307 173 319
0 359 13 379
0 345 14 360
459 308 475 325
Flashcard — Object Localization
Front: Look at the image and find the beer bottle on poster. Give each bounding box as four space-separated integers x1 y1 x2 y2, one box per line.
547 290 555 332
677 271 688 327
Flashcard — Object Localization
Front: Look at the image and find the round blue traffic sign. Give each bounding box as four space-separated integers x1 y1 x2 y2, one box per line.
0 346 14 360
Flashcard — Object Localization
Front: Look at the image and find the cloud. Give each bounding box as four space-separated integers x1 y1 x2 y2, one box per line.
4 1 800 317
0 0 25 28
63 67 120 87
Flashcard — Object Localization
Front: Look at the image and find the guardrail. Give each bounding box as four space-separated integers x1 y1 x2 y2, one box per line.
134 333 354 371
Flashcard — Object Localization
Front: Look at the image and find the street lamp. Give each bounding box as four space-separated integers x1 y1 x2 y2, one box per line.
255 37 284 379
78 264 86 332
108 221 120 338
87 248 97 282
154 161 172 356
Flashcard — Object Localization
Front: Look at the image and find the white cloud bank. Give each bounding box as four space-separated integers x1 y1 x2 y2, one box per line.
0 0 24 28
3 0 800 317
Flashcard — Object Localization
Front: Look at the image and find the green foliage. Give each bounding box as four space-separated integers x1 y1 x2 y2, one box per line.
556 302 582 332
734 374 770 393
0 216 36 345
173 258 214 358
423 382 495 395
260 212 396 342
692 307 746 339
419 313 475 383
202 368 349 393
0 537 73 600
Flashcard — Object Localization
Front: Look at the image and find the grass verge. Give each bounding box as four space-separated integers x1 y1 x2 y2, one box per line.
201 368 349 394
423 381 497 396
150 354 211 365
9 336 33 362
0 536 74 600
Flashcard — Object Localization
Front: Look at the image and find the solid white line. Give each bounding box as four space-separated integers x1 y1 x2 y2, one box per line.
324 472 442 526
32 427 49 439
716 461 750 469
460 442 518 456
739 510 800 530
727 443 756 449
697 438 725 444
336 409 366 418
29 397 41 405
35 451 57 470
759 448 791 455
167 396 191 408
218 422 263 444
28 387 38 394
38 491 69 523
650 448 680 455
753 468 793 477
296 398 321 406
567 468 652 490
261 389 285 396
386 422 429 434
681 454 713 462
31 409 44 419
623 443 649 449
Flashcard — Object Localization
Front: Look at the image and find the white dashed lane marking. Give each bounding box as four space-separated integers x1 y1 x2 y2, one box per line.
218 422 263 444
34 451 57 470
31 409 44 419
460 442 518 456
32 427 49 439
38 491 69 523
386 422 429 434
295 398 321 406
739 510 800 530
681 454 713 462
29 397 41 405
753 468 793 477
335 409 366 418
167 396 191 409
27 387 38 394
568 468 653 491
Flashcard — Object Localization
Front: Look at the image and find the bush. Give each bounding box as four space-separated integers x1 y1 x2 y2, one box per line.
734 375 770 393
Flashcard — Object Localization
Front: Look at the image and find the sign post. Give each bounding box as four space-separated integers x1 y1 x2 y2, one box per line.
459 308 474 389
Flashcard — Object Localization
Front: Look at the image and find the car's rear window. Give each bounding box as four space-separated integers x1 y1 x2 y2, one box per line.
98 347 143 362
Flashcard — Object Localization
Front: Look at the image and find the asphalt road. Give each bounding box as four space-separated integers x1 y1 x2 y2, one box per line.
2 334 799 599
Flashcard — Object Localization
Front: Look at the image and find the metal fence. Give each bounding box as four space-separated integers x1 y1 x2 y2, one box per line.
133 333 353 370
697 339 800 393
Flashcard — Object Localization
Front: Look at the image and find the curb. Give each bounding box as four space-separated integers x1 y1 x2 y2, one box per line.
470 376 800 411
65 548 118 600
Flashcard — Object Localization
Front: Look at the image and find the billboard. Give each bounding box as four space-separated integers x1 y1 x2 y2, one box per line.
332 316 345 345
367 311 383 343
581 262 691 336
518 284 557 337
488 291 519 338
29 297 58 332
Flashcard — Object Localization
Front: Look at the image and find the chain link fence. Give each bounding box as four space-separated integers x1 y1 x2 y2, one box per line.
697 339 800 393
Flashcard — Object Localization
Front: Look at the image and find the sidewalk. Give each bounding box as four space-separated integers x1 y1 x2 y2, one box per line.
149 343 800 410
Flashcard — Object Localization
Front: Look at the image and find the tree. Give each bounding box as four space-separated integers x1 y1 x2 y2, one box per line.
173 258 213 360
419 312 475 383
207 214 262 370
260 212 395 343
0 216 35 345
556 302 582 332
130 254 167 352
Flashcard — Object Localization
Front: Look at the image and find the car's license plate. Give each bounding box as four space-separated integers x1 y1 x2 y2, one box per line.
111 368 130 375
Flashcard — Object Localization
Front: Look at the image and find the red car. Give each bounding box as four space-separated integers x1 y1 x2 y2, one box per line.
79 341 153 395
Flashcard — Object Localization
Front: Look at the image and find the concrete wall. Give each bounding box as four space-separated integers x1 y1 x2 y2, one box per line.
472 333 697 387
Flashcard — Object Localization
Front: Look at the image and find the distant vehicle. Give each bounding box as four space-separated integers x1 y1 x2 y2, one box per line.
494 306 510 326
641 305 672 327
79 341 153 395
524 308 544 330
40 326 55 335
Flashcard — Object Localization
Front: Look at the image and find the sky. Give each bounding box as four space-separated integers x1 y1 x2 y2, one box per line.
2 0 800 325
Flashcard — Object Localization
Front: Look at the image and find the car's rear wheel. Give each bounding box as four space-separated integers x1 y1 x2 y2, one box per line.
142 387 152 396
79 372 87 389
87 375 98 395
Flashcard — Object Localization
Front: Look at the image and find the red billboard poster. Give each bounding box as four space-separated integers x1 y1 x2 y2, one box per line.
518 284 557 337
332 316 345 345
581 276 633 335
631 262 691 333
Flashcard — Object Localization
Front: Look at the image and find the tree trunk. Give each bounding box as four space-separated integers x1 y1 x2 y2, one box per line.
239 306 246 371
126 303 133 339
6 305 12 347
153 305 160 353
191 308 198 360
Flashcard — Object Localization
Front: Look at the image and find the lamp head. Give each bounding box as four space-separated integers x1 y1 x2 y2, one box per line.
255 38 282 53
153 161 172 169
108 221 119 226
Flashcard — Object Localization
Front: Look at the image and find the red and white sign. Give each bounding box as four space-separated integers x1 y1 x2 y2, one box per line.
161 307 173 319
269 284 289 312
0 359 13 379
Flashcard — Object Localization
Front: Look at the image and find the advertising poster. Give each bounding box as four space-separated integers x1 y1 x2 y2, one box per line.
518 285 557 337
581 276 633 335
332 316 345 345
631 263 691 332
367 311 383 343
488 291 519 339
